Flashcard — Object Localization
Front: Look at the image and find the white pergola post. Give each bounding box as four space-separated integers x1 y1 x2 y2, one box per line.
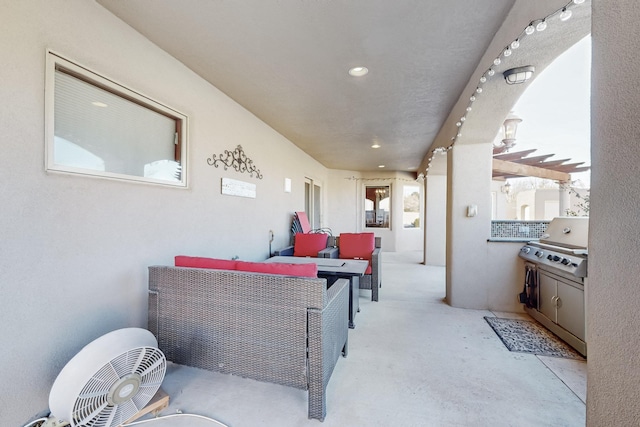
559 180 571 216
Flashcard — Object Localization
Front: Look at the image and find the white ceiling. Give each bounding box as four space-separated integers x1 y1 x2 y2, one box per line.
95 0 589 173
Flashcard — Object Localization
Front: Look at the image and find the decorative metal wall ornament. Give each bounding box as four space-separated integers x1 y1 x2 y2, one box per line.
207 145 263 179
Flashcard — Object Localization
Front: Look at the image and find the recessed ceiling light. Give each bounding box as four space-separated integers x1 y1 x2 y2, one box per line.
91 101 108 107
378 165 385 168
348 66 369 77
371 144 381 148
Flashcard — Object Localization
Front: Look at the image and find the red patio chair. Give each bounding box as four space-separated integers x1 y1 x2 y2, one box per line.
320 233 382 301
274 212 333 257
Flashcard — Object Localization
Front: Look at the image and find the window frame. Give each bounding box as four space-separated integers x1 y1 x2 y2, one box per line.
364 184 391 229
45 51 188 187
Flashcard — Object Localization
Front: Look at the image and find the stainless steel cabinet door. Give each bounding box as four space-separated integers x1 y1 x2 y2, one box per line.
557 282 585 340
538 272 558 323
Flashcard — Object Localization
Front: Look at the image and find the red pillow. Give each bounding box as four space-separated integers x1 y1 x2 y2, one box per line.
293 233 328 257
339 233 375 260
175 255 237 271
236 261 318 278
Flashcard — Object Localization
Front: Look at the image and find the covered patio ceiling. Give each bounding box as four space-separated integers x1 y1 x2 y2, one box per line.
95 1 590 174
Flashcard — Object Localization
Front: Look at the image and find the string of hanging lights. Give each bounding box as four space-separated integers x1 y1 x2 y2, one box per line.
422 0 587 177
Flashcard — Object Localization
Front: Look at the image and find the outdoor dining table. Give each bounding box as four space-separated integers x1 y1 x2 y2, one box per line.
264 256 369 329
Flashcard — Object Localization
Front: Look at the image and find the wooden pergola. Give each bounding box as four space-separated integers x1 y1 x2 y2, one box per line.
492 149 590 181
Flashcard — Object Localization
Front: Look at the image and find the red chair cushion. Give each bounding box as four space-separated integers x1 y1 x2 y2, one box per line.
236 261 318 278
339 233 375 263
175 255 237 271
293 233 328 257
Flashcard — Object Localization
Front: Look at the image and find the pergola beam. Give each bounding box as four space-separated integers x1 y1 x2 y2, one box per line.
536 158 572 167
493 149 537 161
551 162 586 172
510 154 556 165
492 158 571 181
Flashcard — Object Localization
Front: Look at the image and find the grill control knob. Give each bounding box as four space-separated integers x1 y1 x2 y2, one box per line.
547 254 553 261
552 255 562 263
535 251 544 258
561 258 571 265
521 247 531 254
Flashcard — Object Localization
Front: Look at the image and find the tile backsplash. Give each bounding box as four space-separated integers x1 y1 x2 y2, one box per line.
491 220 549 239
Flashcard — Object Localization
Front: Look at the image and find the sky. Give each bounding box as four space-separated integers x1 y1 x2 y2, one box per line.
500 36 591 186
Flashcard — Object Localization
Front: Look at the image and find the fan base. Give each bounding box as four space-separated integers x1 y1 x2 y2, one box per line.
123 388 170 424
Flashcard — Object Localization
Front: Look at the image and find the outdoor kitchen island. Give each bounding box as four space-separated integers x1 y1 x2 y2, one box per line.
518 217 588 357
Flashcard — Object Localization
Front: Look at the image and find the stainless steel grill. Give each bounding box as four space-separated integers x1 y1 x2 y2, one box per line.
518 217 588 356
519 216 588 279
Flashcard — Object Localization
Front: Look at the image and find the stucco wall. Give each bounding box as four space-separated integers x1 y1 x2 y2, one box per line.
444 144 526 312
0 2 328 424
425 174 447 266
486 242 526 313
588 1 640 424
326 170 362 234
326 170 423 252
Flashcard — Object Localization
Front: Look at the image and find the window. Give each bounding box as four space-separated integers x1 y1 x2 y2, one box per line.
403 185 420 228
45 52 187 186
305 177 322 229
365 185 390 228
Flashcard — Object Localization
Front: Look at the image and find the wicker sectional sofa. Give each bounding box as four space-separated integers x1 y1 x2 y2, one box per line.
148 262 350 421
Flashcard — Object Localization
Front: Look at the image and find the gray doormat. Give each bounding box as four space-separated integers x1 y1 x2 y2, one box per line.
484 316 585 360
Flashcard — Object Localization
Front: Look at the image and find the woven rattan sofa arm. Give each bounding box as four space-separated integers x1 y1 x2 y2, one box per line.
371 247 381 302
324 277 348 307
307 278 349 421
317 246 339 258
273 245 294 256
147 290 159 338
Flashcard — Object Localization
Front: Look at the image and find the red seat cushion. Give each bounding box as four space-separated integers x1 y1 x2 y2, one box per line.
175 255 237 271
236 261 318 278
339 233 375 267
293 233 328 257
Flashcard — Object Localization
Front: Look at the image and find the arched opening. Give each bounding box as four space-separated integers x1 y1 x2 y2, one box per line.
490 36 591 238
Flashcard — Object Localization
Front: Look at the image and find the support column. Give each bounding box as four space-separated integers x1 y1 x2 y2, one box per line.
422 175 428 265
559 180 571 216
424 172 447 266
446 143 492 308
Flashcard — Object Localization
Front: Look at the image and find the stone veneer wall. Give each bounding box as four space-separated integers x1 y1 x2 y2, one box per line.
490 220 549 239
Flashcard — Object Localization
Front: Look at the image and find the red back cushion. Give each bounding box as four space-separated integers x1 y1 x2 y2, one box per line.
175 255 237 271
293 233 328 257
339 233 375 261
236 261 318 278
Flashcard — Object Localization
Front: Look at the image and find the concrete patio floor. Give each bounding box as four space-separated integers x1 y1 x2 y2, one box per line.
137 251 586 427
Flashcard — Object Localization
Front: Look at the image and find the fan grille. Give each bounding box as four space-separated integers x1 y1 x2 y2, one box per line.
71 346 166 427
